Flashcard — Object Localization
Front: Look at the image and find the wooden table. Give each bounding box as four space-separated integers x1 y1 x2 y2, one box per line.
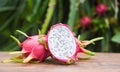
0 52 120 72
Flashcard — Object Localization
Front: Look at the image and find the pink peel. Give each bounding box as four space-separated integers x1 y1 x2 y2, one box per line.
75 38 95 56
47 23 96 64
10 32 48 63
20 35 48 63
47 23 80 64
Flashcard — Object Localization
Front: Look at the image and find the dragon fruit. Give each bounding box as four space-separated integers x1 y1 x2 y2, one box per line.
96 3 107 15
80 16 92 27
10 30 48 63
3 23 103 64
47 23 96 64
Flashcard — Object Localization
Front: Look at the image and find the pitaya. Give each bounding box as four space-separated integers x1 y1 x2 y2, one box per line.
3 23 103 64
47 23 95 64
80 16 92 27
96 3 107 15
10 30 48 63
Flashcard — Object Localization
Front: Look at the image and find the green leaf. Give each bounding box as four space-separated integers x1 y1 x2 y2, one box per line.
84 0 93 16
41 0 56 34
0 14 15 31
79 31 91 40
58 0 63 22
13 0 26 30
0 6 15 12
0 0 8 6
27 0 41 22
27 0 34 11
68 0 78 30
111 32 120 44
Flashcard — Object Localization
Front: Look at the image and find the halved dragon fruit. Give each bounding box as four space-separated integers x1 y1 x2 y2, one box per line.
47 23 77 64
47 23 103 64
47 23 96 64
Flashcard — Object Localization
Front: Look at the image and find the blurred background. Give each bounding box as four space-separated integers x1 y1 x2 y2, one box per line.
0 0 120 52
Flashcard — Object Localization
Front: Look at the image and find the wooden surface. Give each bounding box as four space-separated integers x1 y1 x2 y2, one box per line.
0 52 120 72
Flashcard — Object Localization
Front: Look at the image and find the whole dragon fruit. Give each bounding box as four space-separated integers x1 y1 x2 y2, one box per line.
10 30 48 63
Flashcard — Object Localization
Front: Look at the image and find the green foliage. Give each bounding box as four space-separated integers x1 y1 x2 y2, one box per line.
0 0 120 52
67 0 78 30
41 0 56 34
112 32 120 44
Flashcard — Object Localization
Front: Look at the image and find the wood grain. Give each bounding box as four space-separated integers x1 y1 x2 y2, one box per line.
0 52 120 72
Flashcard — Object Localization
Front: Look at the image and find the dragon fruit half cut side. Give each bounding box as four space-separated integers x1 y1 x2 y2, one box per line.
47 23 96 64
47 23 79 64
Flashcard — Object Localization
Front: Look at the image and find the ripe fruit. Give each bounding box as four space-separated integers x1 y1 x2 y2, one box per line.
47 23 95 64
96 3 107 15
3 23 103 64
21 35 48 63
10 30 48 63
80 16 92 27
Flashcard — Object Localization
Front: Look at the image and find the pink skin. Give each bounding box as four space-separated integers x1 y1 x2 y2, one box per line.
47 23 94 64
80 16 92 27
20 35 41 53
19 35 48 63
75 38 95 56
23 43 48 62
47 23 77 64
96 3 107 15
